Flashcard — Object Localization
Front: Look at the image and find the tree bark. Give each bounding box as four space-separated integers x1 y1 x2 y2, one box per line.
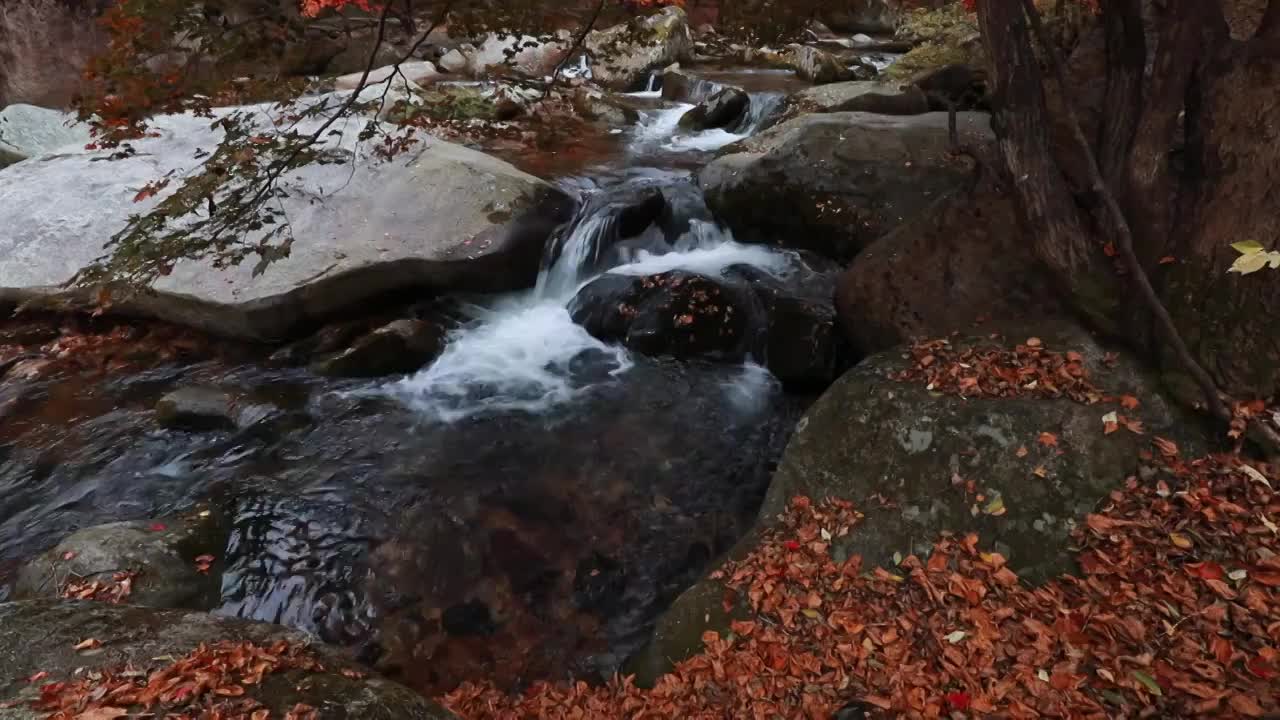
976 0 1122 330
1096 0 1144 183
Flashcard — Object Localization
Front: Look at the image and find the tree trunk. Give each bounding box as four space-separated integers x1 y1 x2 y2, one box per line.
980 0 1280 408
1163 33 1280 400
976 0 1123 331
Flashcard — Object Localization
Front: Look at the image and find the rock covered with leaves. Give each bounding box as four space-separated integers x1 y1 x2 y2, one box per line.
0 600 459 719
765 331 1208 583
12 515 225 610
445 444 1279 719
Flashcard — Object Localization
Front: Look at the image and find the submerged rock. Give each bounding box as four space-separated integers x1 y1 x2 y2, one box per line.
677 87 750 131
0 600 458 719
310 318 446 378
699 111 993 262
0 99 574 341
586 6 693 90
0 104 91 169
155 386 238 431
12 515 224 610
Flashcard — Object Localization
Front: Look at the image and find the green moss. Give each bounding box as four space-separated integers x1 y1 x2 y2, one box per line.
886 3 982 80
390 86 497 124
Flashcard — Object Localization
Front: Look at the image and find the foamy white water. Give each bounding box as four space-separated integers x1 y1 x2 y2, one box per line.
389 82 799 420
390 300 631 421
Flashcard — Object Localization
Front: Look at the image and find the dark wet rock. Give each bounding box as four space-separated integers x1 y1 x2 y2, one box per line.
615 188 667 239
0 600 458 719
699 111 993 262
573 553 626 615
155 386 238 432
570 271 752 361
678 87 751 131
310 319 446 378
913 62 989 111
766 328 1210 583
837 174 1062 356
571 264 847 388
774 80 929 126
267 319 375 367
729 263 849 388
786 45 876 84
442 599 496 636
12 515 224 610
585 7 693 91
629 327 1211 684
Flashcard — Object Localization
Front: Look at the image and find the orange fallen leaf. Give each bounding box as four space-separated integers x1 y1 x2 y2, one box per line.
73 637 101 652
1037 432 1058 447
1120 395 1140 410
1015 446 1028 458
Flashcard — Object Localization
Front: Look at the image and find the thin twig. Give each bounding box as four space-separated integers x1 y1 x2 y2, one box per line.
1018 0 1280 453
544 0 608 98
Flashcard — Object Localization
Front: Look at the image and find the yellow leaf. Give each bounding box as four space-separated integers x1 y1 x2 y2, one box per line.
985 495 1006 516
1169 532 1193 550
1232 240 1265 254
1230 251 1270 275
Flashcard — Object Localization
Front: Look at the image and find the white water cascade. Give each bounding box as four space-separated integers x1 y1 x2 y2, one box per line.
390 80 796 421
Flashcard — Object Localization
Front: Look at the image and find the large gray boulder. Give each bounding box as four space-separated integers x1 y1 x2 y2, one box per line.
12 516 224 610
699 111 992 262
628 326 1209 685
0 104 91 169
0 97 573 341
764 330 1207 582
0 600 457 719
586 6 693 90
836 174 1061 356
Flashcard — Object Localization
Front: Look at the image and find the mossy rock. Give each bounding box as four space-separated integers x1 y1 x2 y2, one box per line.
765 327 1212 583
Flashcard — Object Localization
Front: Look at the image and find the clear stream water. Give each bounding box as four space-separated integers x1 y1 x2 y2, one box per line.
0 68 826 693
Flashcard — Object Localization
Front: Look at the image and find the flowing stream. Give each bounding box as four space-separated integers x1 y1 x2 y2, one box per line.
0 68 822 693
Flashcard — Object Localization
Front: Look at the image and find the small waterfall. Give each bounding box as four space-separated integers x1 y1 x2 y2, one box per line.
536 209 617 301
734 92 785 134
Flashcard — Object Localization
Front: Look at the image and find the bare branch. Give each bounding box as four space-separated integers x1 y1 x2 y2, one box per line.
544 0 608 97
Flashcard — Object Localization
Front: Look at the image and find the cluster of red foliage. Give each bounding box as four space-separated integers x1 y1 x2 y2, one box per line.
28 640 358 720
893 337 1110 404
444 445 1279 718
60 571 138 605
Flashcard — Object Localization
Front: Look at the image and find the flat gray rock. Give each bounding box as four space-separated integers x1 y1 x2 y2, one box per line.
0 104 91 169
0 96 573 340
